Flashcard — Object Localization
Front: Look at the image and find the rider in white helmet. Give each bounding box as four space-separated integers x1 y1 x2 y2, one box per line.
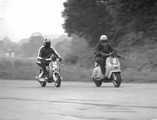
95 34 114 74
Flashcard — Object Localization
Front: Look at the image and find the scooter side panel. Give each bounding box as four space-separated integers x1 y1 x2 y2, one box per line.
92 66 104 81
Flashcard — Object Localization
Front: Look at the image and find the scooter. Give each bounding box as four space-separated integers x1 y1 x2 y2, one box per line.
36 57 62 87
91 53 122 87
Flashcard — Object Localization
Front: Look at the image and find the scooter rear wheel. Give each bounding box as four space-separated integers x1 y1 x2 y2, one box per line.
40 81 46 87
93 79 102 87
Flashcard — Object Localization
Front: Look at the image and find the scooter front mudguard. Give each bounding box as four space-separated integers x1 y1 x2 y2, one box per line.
107 70 121 79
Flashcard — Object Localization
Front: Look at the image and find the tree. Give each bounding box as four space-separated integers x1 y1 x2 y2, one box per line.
63 0 114 46
63 0 157 46
20 33 44 57
0 37 18 53
118 0 157 31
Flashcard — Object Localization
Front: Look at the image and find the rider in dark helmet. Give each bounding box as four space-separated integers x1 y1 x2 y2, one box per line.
36 38 62 78
95 35 114 74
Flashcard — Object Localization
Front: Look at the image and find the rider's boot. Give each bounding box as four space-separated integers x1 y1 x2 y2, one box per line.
43 70 48 80
101 66 107 79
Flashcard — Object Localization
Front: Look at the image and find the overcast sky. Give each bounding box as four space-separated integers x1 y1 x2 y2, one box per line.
0 0 66 42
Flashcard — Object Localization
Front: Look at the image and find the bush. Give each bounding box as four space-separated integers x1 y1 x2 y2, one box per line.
64 54 79 64
0 57 38 80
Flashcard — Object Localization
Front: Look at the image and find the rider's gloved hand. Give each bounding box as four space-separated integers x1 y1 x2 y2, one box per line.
58 57 62 62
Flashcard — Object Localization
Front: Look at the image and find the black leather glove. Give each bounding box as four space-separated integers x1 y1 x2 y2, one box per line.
58 57 62 62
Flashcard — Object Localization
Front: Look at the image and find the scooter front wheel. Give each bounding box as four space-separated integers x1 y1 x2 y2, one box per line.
112 72 121 88
54 73 61 87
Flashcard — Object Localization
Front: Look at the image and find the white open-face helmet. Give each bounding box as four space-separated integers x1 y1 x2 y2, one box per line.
99 34 108 41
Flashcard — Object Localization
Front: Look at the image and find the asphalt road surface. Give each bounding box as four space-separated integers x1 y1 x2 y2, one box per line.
0 80 157 120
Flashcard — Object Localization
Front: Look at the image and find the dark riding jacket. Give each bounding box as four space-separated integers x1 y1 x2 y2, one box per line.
95 42 113 58
37 45 59 60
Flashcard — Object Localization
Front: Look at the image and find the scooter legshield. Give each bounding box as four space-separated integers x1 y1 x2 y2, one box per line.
105 57 121 79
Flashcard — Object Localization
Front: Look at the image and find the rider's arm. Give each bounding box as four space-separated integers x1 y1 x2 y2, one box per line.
108 44 123 58
95 42 102 56
51 48 62 61
108 43 114 53
37 46 44 60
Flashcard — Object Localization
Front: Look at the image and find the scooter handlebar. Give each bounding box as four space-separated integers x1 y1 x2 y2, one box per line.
101 52 113 57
